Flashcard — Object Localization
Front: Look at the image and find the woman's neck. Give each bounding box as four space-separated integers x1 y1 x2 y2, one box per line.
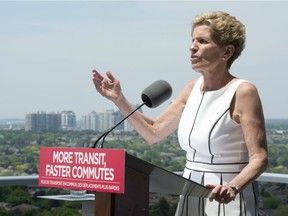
201 72 234 92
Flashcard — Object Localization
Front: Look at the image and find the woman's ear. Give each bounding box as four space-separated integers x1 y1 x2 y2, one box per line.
223 45 235 60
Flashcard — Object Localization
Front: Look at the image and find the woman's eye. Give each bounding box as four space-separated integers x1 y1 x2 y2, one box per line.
199 39 208 44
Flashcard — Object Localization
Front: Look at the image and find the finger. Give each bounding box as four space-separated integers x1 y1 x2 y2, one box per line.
209 186 221 201
218 187 228 197
92 71 105 93
218 188 236 204
92 69 104 82
205 184 216 190
216 193 230 204
222 196 235 204
106 71 116 82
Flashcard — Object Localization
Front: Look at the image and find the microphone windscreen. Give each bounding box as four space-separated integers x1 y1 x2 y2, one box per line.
141 80 172 108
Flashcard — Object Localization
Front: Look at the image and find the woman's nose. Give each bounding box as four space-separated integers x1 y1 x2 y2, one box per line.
190 42 197 52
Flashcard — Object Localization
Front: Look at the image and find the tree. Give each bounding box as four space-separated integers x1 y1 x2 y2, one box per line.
149 197 170 216
0 207 9 216
167 203 178 216
274 205 288 216
6 187 32 206
0 186 12 201
51 205 81 216
263 196 281 209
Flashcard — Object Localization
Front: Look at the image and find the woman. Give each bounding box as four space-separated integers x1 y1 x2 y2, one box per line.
92 11 268 216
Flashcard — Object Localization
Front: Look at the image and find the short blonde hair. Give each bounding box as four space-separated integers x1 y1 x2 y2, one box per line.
192 11 246 68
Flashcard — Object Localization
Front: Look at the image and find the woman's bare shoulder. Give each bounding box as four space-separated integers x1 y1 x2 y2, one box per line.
176 78 199 103
236 81 259 98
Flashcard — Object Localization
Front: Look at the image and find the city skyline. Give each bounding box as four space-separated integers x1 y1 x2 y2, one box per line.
1 1 288 119
18 108 135 133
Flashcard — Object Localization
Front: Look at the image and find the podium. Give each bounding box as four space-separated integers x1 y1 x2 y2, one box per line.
95 153 211 216
38 147 211 216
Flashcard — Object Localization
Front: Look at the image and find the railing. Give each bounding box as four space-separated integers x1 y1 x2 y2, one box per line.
0 175 95 216
1 172 287 215
1 172 287 186
256 172 288 184
0 175 38 186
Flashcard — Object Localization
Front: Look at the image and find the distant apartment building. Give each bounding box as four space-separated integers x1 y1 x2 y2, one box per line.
25 106 141 132
80 109 118 132
80 105 142 132
25 111 75 132
80 111 99 131
61 111 76 130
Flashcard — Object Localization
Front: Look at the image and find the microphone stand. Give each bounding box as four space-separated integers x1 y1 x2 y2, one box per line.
91 102 146 149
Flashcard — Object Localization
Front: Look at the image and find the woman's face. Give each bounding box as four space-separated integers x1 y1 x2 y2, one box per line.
190 25 226 72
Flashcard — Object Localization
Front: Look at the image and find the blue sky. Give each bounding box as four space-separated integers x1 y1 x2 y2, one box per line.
0 1 287 119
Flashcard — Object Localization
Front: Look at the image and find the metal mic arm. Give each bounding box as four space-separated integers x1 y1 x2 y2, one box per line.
91 102 146 149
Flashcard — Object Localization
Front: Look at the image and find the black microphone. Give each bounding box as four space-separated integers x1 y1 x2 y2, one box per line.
91 80 172 149
141 80 173 108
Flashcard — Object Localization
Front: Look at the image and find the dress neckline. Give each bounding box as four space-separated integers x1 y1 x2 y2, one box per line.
198 76 240 94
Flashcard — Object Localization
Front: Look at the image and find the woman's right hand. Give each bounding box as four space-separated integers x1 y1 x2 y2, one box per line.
92 69 122 103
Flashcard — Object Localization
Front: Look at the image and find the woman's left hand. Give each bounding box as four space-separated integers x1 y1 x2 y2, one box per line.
205 184 237 204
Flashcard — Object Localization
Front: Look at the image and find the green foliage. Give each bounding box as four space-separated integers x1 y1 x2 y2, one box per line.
274 205 288 216
167 203 178 216
149 196 178 216
103 132 186 171
267 145 288 173
6 187 33 206
0 207 9 216
263 196 281 209
0 186 82 216
269 166 288 174
149 197 171 216
1 127 287 174
50 205 81 216
266 119 288 130
0 186 12 201
0 120 288 215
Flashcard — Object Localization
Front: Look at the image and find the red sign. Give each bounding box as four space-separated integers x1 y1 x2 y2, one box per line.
38 147 126 194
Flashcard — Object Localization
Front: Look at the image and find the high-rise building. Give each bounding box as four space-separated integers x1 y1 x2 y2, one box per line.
80 111 99 131
88 111 99 131
79 105 143 132
98 109 115 132
25 105 143 132
113 110 124 131
25 111 61 132
124 120 133 132
80 115 88 130
25 113 37 131
61 111 76 130
46 112 61 131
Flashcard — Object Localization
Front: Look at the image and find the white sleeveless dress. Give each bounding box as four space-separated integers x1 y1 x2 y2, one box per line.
176 77 257 216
